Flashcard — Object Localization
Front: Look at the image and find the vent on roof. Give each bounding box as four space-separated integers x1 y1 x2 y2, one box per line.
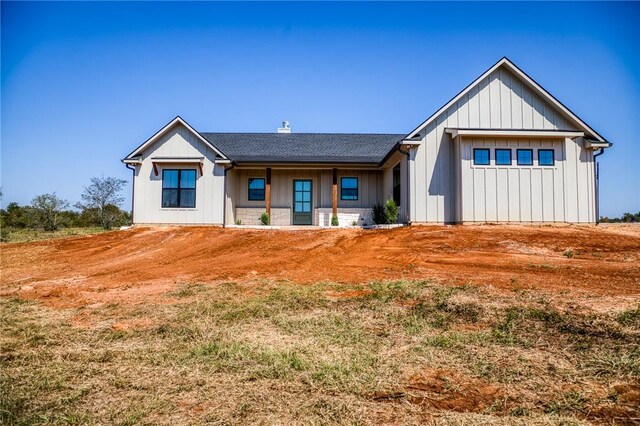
277 121 291 133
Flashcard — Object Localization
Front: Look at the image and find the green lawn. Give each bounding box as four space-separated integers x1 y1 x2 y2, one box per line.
1 280 638 425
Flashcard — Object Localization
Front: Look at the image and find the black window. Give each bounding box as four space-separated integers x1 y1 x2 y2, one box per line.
248 178 265 201
392 163 401 206
495 149 512 166
473 148 490 165
341 177 358 200
517 149 533 166
538 149 555 166
162 169 196 208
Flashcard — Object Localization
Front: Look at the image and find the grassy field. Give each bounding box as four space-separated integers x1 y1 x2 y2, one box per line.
2 279 638 425
1 227 107 243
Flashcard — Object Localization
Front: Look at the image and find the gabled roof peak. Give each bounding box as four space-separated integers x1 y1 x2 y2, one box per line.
123 116 229 161
405 57 607 143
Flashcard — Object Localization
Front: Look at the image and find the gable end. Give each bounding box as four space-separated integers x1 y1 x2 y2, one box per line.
406 57 608 144
123 116 229 161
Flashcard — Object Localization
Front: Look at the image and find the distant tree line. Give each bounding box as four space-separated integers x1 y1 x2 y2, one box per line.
599 212 640 223
1 176 130 235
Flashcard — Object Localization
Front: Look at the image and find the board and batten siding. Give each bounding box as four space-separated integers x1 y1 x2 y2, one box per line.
132 123 225 225
456 138 595 223
409 65 598 223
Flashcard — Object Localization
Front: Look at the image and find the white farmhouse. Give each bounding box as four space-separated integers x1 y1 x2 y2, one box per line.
123 57 611 226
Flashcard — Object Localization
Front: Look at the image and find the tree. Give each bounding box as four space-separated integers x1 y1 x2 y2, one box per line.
3 202 32 228
76 176 127 229
31 193 69 231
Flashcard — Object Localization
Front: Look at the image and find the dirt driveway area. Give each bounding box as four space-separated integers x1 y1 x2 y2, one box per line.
2 224 639 308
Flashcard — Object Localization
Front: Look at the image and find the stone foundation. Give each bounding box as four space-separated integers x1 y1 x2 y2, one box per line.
317 208 372 227
235 207 291 226
236 207 373 226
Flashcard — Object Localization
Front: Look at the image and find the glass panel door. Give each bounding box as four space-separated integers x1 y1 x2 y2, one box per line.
292 179 313 225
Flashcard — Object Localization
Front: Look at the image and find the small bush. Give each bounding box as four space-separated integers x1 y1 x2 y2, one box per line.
371 203 386 224
371 200 399 224
351 221 358 226
0 228 9 242
563 249 574 258
235 219 242 225
331 215 339 226
384 199 398 224
260 212 270 226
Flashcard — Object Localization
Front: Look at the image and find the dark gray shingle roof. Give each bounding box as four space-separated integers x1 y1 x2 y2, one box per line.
200 133 404 164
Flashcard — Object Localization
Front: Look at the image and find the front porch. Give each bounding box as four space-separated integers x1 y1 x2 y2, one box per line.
225 165 403 226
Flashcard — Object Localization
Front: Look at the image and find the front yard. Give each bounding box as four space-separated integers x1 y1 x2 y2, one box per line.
2 279 638 424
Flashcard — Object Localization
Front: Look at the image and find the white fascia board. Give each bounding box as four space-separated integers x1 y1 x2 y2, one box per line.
214 159 232 164
445 128 584 139
407 57 607 143
124 116 229 160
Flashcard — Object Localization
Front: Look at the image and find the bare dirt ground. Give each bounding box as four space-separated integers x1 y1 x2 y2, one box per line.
1 225 639 309
1 225 639 425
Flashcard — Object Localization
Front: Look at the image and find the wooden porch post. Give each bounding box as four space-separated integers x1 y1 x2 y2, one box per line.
265 168 272 217
332 168 338 217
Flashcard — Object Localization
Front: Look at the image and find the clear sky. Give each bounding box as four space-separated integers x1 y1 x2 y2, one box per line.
2 1 638 216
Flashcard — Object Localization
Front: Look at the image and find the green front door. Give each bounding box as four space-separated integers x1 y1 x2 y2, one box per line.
293 179 313 225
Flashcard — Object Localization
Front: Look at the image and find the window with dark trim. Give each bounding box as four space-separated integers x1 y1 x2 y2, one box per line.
517 149 533 166
340 177 358 200
392 164 401 206
538 149 555 166
248 178 266 201
495 149 512 166
162 169 196 208
473 148 490 165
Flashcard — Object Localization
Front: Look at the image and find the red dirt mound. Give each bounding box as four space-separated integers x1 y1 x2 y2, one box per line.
1 225 639 308
407 368 503 413
372 368 503 414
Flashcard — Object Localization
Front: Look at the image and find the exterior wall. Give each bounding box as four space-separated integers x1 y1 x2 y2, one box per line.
227 168 383 225
409 65 596 224
456 137 594 223
563 137 597 223
132 123 225 225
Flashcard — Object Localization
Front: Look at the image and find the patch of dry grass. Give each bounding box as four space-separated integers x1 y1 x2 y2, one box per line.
1 227 107 243
1 280 638 425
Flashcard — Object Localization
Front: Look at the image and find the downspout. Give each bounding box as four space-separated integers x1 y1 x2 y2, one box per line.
593 148 605 224
398 147 411 224
125 163 136 224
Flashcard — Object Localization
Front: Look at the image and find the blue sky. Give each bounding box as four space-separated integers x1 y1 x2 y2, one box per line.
2 1 638 216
